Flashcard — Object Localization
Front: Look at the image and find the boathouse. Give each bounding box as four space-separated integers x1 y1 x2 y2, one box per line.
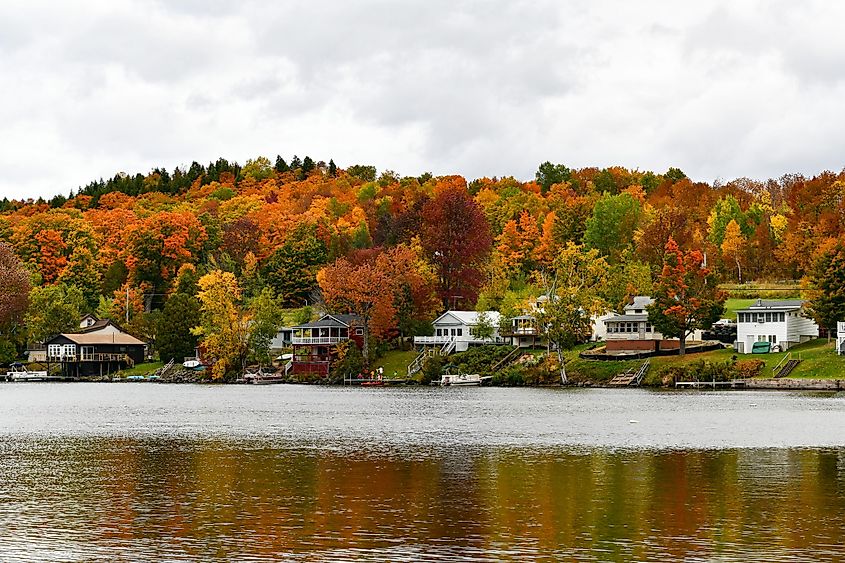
44 331 146 377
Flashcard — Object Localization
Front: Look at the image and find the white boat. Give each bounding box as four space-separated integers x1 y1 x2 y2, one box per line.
183 359 201 369
4 363 50 382
439 373 489 387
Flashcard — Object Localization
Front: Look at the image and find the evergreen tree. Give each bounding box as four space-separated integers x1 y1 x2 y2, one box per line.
274 155 289 173
302 156 315 175
290 155 302 169
328 159 337 176
156 293 201 363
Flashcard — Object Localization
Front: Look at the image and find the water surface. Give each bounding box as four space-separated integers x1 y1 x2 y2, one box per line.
1 384 845 561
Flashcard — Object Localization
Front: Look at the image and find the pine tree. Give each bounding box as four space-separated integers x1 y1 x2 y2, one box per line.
274 155 289 173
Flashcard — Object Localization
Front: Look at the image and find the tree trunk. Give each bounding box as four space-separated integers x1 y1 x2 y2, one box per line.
679 334 686 356
736 257 742 284
556 347 568 384
362 319 370 367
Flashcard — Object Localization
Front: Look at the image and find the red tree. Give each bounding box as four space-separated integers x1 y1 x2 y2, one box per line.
0 243 31 331
420 181 492 309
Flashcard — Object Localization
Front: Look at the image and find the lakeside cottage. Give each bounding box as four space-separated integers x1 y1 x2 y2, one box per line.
414 310 507 353
43 331 146 377
28 316 141 363
290 314 363 376
603 296 678 353
734 299 818 353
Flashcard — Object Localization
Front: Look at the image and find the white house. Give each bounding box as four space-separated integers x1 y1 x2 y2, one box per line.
414 310 506 353
735 299 818 353
603 296 673 352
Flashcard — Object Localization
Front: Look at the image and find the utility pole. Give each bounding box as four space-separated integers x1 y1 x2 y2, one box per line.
126 285 130 324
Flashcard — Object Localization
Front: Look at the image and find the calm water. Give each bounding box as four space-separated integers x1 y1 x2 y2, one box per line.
2 385 845 561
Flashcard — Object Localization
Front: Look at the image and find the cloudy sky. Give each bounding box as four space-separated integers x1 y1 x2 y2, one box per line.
2 0 844 199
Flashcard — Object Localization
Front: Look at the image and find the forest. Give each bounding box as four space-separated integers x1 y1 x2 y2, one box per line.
2 154 845 379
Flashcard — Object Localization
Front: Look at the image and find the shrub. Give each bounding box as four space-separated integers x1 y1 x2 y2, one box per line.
734 359 765 378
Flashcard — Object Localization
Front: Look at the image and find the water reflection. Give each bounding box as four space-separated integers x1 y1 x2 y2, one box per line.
2 439 845 561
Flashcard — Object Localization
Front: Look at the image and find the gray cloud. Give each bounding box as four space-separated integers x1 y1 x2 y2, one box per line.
1 0 845 199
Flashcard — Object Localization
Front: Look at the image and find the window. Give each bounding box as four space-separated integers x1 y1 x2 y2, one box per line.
457 328 463 337
355 328 364 336
769 335 777 344
436 329 442 337
48 344 61 358
765 313 772 322
779 312 785 322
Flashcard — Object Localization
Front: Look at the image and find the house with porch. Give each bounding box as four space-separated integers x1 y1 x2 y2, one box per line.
603 296 680 353
413 310 506 353
735 299 818 354
28 316 137 363
290 314 364 376
44 331 146 377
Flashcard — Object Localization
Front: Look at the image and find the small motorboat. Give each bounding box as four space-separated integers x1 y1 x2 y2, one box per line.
438 372 491 387
4 363 50 382
183 359 201 369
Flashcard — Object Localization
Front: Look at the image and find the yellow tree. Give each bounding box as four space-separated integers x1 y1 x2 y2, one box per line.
193 270 249 380
721 219 745 283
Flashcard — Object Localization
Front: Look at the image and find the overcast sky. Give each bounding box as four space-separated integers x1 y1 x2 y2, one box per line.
2 0 845 199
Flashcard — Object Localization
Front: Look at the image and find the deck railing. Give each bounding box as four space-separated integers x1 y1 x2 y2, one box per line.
292 336 347 345
48 353 130 363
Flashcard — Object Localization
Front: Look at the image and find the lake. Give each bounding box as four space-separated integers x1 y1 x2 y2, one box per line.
1 384 845 561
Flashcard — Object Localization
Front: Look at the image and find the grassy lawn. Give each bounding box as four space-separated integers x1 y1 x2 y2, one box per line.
113 361 164 378
562 338 845 384
723 298 757 320
372 350 419 378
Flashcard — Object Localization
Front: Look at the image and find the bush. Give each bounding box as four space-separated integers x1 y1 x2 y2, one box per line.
420 355 442 386
657 360 738 383
449 345 514 375
735 359 765 378
492 367 525 386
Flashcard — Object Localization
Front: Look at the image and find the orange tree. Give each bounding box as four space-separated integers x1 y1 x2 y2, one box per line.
647 237 726 355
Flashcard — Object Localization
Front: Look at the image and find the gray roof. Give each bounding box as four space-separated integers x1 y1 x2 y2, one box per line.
738 299 805 312
292 314 361 329
624 296 653 312
606 314 650 323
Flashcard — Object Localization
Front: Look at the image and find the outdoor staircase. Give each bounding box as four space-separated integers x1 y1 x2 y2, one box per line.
491 346 522 372
440 338 457 356
772 353 802 378
775 359 801 378
609 359 650 386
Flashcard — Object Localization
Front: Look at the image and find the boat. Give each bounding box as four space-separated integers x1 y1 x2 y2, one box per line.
4 363 50 382
437 372 491 387
183 359 201 369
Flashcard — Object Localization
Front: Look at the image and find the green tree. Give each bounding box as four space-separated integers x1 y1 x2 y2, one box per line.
647 238 725 355
246 287 284 367
274 155 289 173
241 156 274 181
328 159 337 176
535 243 609 383
807 240 845 339
262 224 327 306
535 162 572 193
471 310 496 340
58 246 102 311
583 192 642 262
347 164 377 182
301 156 315 176
25 284 85 343
156 293 201 363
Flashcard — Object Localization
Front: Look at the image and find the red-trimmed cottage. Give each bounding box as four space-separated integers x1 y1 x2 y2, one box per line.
290 314 364 376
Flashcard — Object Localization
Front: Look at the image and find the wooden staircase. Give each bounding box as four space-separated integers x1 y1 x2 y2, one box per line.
491 346 522 372
609 359 650 386
772 353 802 378
775 359 801 378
